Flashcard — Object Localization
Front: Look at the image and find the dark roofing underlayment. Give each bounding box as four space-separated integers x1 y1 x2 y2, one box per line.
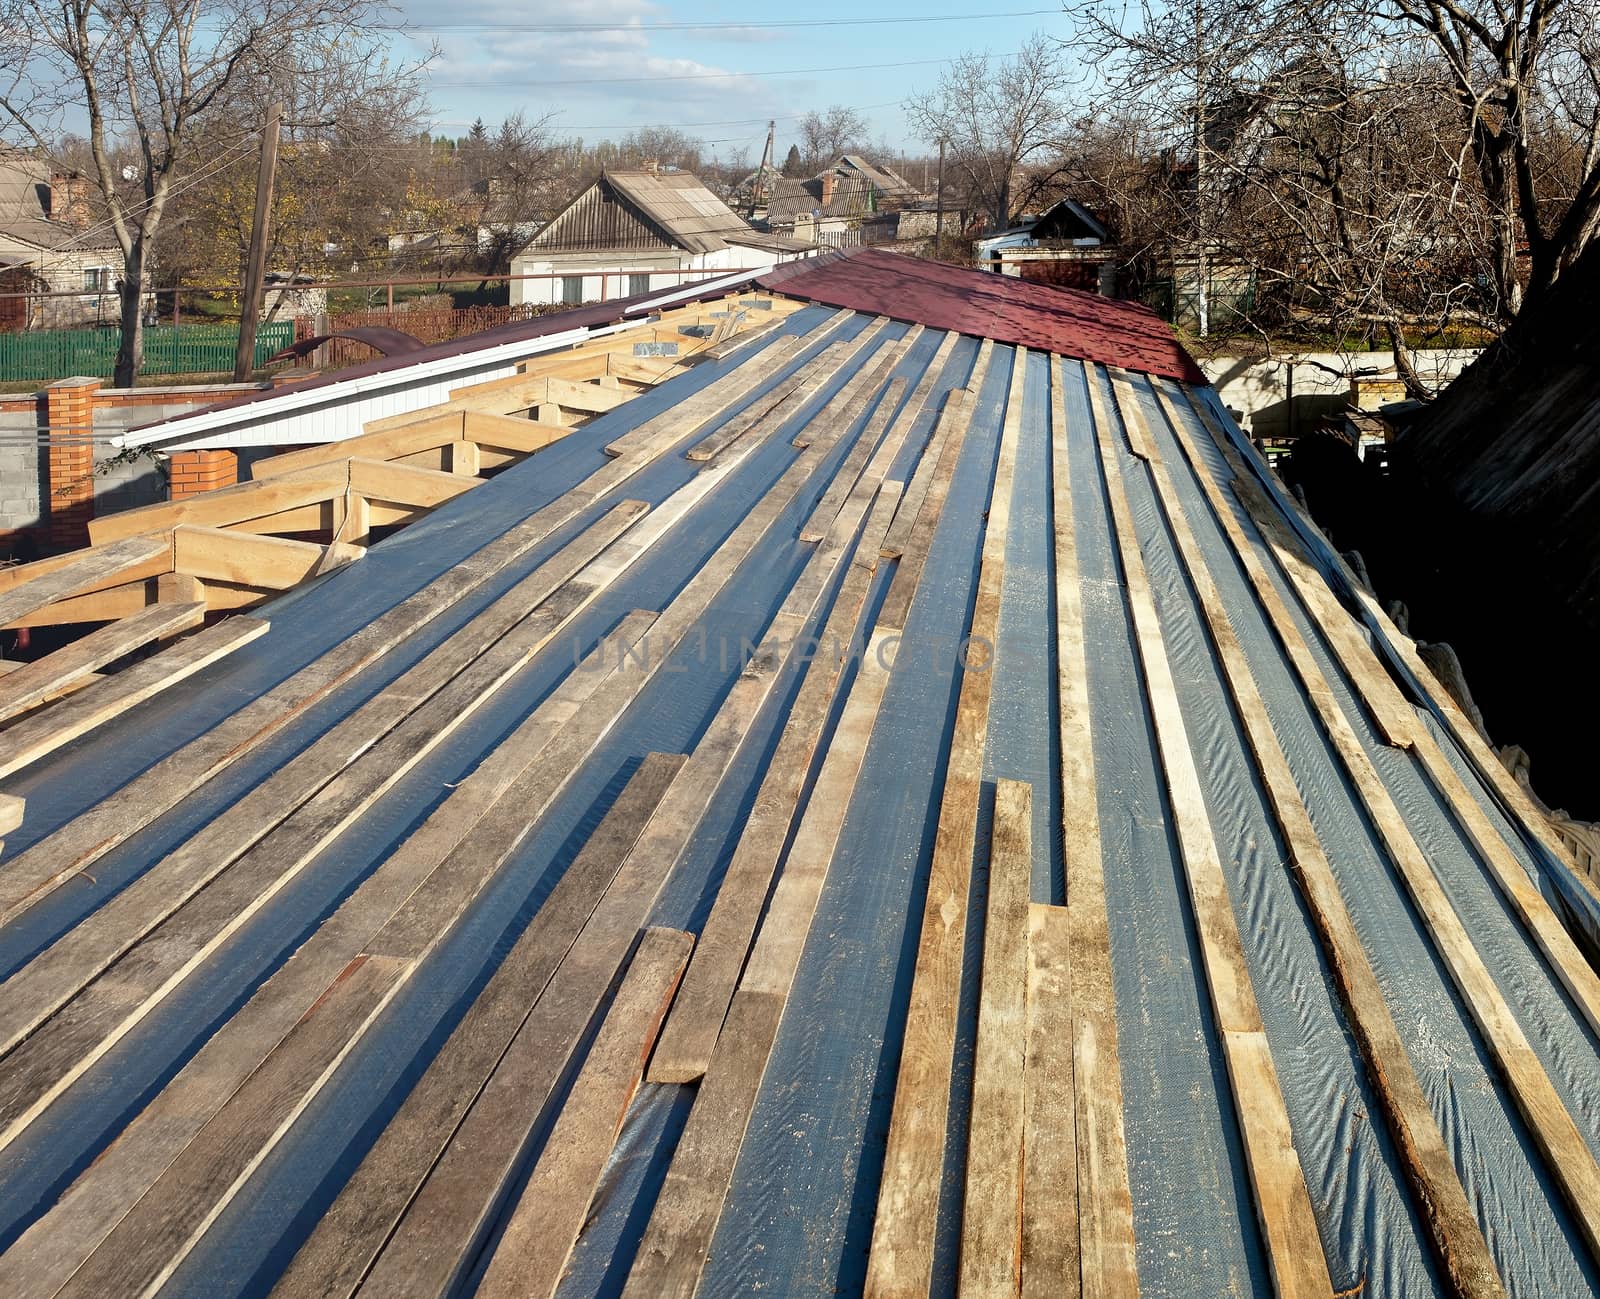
0 266 1598 1299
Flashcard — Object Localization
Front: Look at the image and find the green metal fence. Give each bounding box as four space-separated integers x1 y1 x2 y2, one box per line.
0 321 295 383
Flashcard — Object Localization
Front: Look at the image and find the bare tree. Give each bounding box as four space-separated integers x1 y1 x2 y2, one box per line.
903 34 1073 230
1372 0 1600 313
0 0 426 383
795 106 868 173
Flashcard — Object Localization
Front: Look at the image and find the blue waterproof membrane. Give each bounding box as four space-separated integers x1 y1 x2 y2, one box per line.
3 308 1598 1299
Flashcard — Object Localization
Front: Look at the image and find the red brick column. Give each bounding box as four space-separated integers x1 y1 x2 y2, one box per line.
44 377 100 550
167 448 238 499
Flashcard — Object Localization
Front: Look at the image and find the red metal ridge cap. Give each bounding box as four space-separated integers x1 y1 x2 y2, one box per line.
757 247 1206 384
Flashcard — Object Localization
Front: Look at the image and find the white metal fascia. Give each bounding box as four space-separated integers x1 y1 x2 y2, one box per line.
115 269 773 451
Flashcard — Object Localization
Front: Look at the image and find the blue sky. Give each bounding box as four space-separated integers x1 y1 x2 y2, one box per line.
388 2 1079 159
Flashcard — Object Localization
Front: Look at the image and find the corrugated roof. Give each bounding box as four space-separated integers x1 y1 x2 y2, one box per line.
758 246 1205 383
0 152 115 252
602 171 765 256
836 153 921 200
766 175 875 224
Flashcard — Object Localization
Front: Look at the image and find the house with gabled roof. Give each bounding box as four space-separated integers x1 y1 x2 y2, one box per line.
508 168 813 307
0 149 123 330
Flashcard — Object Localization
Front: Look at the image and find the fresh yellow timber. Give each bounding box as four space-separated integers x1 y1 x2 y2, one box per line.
255 416 473 478
960 778 1034 1298
865 348 1027 1299
342 456 478 509
0 536 171 628
0 616 269 783
0 601 206 727
172 526 360 588
0 794 22 836
462 373 633 419
1023 902 1080 1299
88 469 350 545
1137 380 1504 1299
474 927 695 1299
1093 366 1333 1299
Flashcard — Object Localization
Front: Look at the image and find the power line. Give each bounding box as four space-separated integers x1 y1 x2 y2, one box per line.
402 9 1057 33
429 53 1012 90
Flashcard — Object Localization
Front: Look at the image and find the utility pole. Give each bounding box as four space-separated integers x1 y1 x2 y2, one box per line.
750 119 776 218
935 137 946 245
234 101 283 382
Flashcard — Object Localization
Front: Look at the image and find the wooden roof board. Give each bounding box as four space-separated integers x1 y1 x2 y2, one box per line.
0 271 1597 1299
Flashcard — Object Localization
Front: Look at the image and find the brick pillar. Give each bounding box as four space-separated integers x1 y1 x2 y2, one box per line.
167 448 238 500
44 377 100 551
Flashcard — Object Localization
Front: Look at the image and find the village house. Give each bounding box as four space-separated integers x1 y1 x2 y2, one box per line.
974 196 1118 293
509 168 812 307
0 149 124 330
766 155 933 250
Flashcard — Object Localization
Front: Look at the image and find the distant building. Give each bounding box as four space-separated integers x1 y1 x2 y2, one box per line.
766 156 934 251
0 150 125 330
509 169 813 307
974 198 1118 294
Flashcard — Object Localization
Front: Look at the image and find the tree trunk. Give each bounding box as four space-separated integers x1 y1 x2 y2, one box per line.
114 243 146 388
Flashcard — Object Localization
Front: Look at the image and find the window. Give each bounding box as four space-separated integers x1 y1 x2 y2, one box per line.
560 275 583 305
628 273 649 297
82 266 111 293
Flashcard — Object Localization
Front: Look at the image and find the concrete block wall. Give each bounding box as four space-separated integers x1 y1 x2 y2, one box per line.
0 378 259 556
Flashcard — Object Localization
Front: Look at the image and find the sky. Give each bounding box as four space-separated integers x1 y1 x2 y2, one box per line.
386 1 1080 161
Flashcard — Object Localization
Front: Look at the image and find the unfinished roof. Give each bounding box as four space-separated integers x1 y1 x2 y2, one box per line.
1 256 1598 1299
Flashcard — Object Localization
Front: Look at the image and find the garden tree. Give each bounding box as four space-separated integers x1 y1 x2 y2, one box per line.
156 49 429 300
1372 0 1600 314
0 0 426 384
782 143 804 177
796 106 868 172
468 111 562 280
903 35 1073 230
593 127 703 174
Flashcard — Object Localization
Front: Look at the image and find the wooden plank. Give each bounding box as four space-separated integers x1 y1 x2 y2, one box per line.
0 535 173 602
0 618 657 1299
345 457 478 509
681 339 863 465
1154 435 1600 1269
601 320 840 458
1089 364 1334 1299
863 347 1027 1299
0 601 204 726
54 953 413 1299
254 415 470 478
1106 367 1151 460
460 409 572 453
269 753 687 1299
0 507 648 1149
1022 903 1079 1299
3 578 162 629
1217 449 1600 1056
703 312 789 360
0 401 704 932
877 343 998 626
88 470 348 545
648 358 955 1083
960 778 1033 1298
0 616 268 785
798 373 913 543
1139 378 1504 1299
278 371 893 1299
1048 357 1138 1299
474 927 694 1299
172 526 357 589
0 535 170 629
0 794 22 837
354 396 911 1299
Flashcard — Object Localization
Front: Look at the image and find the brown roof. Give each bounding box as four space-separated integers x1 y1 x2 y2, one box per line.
0 152 115 252
756 246 1204 382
